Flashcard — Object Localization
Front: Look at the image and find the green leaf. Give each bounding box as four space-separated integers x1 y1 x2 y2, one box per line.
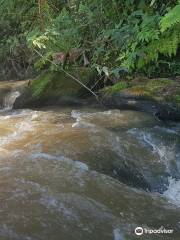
150 0 156 7
160 4 180 32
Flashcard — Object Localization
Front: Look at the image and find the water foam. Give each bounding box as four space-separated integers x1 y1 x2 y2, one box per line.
128 128 177 173
30 152 89 171
0 121 33 147
113 228 124 240
163 177 180 207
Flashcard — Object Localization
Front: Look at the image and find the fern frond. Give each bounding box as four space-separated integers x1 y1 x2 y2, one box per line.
137 26 180 69
160 4 180 32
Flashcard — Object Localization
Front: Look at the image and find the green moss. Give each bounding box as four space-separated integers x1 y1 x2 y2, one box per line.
101 79 173 96
125 79 175 99
31 72 52 98
146 79 173 88
102 81 131 94
101 77 180 107
29 67 97 101
146 79 173 94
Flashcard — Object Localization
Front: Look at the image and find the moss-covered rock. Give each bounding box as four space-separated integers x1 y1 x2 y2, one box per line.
102 81 131 94
14 67 98 108
100 78 180 121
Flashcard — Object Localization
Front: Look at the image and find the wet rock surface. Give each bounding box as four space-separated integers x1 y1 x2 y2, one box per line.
101 92 180 121
100 78 180 121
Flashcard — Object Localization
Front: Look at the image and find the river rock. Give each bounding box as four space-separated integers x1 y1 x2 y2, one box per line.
100 78 180 121
13 68 98 108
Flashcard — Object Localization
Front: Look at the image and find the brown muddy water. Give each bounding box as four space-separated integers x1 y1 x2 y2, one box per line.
0 81 180 240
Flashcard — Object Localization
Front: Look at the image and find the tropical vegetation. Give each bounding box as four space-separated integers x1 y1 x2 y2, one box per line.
0 0 180 81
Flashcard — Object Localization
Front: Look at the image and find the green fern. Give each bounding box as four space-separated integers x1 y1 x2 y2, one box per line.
160 3 180 32
137 27 180 69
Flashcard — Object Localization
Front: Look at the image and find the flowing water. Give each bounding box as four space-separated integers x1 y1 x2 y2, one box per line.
0 81 180 239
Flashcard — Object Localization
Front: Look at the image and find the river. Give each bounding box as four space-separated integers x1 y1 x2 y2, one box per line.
0 81 180 239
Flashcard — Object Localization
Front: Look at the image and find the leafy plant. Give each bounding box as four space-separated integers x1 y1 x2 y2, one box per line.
160 2 180 32
0 0 180 80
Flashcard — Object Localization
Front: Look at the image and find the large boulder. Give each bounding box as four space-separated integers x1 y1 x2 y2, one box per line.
100 78 180 121
14 67 98 108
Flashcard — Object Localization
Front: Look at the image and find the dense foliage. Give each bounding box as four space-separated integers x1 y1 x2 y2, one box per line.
0 0 180 80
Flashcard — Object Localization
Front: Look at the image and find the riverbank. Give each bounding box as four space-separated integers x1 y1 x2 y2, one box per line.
11 70 180 121
100 77 180 121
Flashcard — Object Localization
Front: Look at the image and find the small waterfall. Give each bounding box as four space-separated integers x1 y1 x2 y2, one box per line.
3 91 20 110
